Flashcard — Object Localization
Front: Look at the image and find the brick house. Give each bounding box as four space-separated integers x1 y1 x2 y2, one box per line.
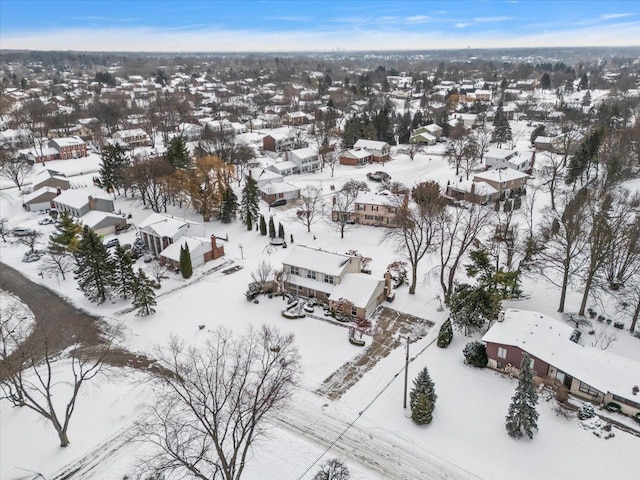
262 130 301 152
484 148 534 174
353 139 390 163
482 309 640 419
339 148 372 166
259 182 300 204
48 136 87 160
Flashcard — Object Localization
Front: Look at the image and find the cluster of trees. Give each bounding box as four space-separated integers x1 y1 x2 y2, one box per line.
45 213 157 315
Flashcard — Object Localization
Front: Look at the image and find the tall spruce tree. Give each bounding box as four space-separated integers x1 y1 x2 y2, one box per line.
99 143 129 195
112 244 136 300
165 136 191 169
240 176 260 229
219 185 238 223
505 353 539 439
259 215 267 236
75 226 114 304
179 243 193 279
268 216 276 238
132 268 157 316
409 367 437 425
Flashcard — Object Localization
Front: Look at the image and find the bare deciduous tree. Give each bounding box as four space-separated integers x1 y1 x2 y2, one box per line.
137 326 300 480
332 187 358 239
18 230 42 253
0 154 32 191
0 217 9 242
314 458 350 480
0 323 118 447
590 325 619 350
251 260 273 291
42 250 74 280
400 142 423 161
294 185 324 233
149 260 169 284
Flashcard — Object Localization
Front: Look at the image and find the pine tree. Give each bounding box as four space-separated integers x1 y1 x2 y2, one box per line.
437 318 453 348
409 367 437 425
99 143 129 195
268 216 276 238
165 136 191 169
112 244 136 300
505 353 539 439
278 222 285 239
75 225 114 304
259 215 267 236
219 185 238 223
240 176 259 228
179 243 193 279
49 212 82 257
132 268 156 316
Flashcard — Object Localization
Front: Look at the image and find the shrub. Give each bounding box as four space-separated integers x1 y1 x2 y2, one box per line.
463 341 488 368
437 319 453 348
578 404 595 420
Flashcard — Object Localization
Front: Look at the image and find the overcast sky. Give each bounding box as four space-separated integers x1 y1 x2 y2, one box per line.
1 0 639 52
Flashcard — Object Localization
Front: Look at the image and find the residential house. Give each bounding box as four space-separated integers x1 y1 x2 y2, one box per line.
159 235 225 270
339 148 373 166
267 160 298 176
422 124 443 138
53 187 114 218
23 187 59 212
282 246 388 320
482 309 640 418
32 169 70 191
259 181 300 205
262 129 301 152
409 131 437 146
445 180 499 205
472 168 529 197
48 136 88 159
112 128 151 149
177 123 204 142
283 111 310 126
485 148 534 173
333 190 405 227
246 167 283 189
79 210 126 236
138 213 201 256
287 147 320 173
353 139 390 163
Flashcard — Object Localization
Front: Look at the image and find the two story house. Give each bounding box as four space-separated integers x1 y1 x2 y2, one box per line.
287 147 320 173
472 168 529 198
332 190 405 227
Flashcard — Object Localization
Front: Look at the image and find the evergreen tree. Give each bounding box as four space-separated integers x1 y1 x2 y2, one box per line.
463 341 488 368
278 222 285 239
132 268 157 316
165 136 191 169
48 212 81 257
578 73 588 90
437 318 453 348
99 143 129 195
448 283 501 336
75 226 114 304
179 243 193 279
240 176 259 229
540 73 551 90
259 215 267 236
268 216 276 238
505 353 539 439
112 244 136 300
219 185 238 223
409 367 437 425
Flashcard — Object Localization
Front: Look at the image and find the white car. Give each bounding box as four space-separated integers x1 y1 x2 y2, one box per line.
38 217 54 225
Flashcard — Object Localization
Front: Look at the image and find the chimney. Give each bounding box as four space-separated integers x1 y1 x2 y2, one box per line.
87 195 96 210
384 271 392 295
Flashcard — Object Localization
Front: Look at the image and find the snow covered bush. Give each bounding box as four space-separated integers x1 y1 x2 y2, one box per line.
578 404 596 420
437 318 453 348
463 341 488 368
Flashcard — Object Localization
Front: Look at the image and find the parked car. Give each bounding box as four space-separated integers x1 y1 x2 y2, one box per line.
37 217 54 225
104 238 120 249
270 198 287 207
367 171 391 182
12 227 36 237
115 223 133 234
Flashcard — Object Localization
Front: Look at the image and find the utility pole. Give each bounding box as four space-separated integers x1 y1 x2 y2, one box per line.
403 335 410 408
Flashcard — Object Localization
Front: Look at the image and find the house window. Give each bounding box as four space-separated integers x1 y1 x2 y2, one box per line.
306 270 316 280
529 358 535 370
372 206 379 211
497 347 507 359
578 382 600 397
556 371 566 384
612 395 640 409
323 274 334 285
290 266 300 276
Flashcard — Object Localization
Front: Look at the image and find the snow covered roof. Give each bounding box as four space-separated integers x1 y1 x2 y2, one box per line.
448 180 498 196
474 168 529 184
328 273 384 309
50 136 84 147
80 211 124 230
249 168 283 182
268 161 298 172
283 245 356 277
138 213 197 239
482 309 640 403
259 182 300 195
23 186 58 204
354 139 389 150
54 187 112 209
356 190 404 206
485 148 518 161
343 148 372 159
160 236 210 262
290 147 317 159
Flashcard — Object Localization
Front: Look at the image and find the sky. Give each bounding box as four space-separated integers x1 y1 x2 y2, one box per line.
1 0 639 52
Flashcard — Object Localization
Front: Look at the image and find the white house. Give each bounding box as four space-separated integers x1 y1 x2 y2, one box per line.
259 181 300 204
138 213 201 256
267 160 298 176
353 139 390 163
287 147 320 173
485 148 533 173
247 167 283 189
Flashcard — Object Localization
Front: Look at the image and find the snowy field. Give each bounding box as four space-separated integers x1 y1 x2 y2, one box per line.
1 129 639 480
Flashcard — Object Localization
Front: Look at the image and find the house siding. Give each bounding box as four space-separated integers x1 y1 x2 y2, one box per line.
485 342 550 378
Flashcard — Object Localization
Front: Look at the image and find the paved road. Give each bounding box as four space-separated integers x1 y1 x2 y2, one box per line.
0 261 156 376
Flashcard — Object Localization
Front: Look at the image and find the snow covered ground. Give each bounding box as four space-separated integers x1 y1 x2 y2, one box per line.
1 136 639 480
